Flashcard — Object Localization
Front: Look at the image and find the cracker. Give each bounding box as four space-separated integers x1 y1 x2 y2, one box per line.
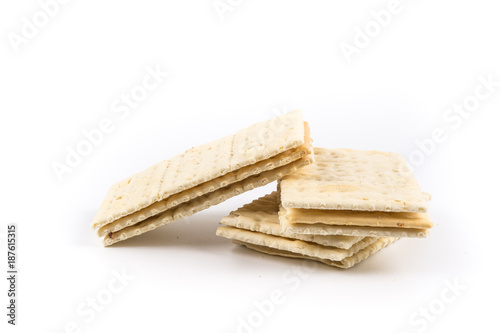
97 128 311 237
280 148 431 213
282 206 433 229
234 237 396 269
216 226 382 262
283 223 429 238
103 155 314 246
93 110 308 231
220 192 364 249
279 208 429 237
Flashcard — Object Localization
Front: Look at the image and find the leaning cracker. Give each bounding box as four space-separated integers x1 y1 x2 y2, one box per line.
234 237 396 269
103 155 314 246
97 132 311 237
216 226 381 262
93 110 309 231
280 148 431 213
221 192 364 249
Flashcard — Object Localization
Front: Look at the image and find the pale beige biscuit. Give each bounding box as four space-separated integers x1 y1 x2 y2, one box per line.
283 223 429 238
216 226 383 262
97 131 311 237
234 237 396 269
220 192 364 249
280 148 431 213
103 155 314 246
93 110 308 231
283 206 433 229
279 207 429 237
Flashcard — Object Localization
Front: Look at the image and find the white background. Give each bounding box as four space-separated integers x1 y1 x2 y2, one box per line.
1 1 499 332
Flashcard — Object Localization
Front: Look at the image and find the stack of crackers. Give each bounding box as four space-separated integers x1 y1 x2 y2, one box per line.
92 111 433 269
216 148 433 268
92 110 313 246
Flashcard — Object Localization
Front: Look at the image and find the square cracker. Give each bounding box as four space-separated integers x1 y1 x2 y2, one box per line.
220 192 365 249
103 155 314 246
216 226 383 262
233 237 396 269
280 148 431 213
93 110 309 231
96 127 312 237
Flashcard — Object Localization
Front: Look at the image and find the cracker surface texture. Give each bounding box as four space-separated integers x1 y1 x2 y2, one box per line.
280 148 431 213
